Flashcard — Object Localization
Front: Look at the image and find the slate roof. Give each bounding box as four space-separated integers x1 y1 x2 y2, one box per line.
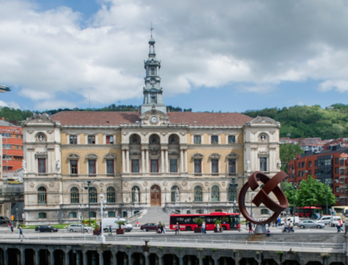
50 111 253 126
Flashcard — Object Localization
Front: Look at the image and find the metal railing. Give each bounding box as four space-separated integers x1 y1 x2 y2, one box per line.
0 236 344 253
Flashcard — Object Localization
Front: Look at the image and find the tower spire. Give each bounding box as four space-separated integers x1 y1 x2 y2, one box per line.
150 21 154 38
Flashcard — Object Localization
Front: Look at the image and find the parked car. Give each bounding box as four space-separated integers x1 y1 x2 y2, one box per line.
0 216 9 224
329 217 343 227
297 220 325 229
67 224 93 233
317 216 334 225
102 218 133 232
140 223 158 232
35 226 59 232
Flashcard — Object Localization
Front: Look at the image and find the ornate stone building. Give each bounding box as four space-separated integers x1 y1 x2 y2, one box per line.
22 36 281 224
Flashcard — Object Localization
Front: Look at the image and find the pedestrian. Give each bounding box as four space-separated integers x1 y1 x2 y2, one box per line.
248 222 253 233
158 222 163 234
11 223 14 233
108 225 112 236
202 221 206 234
19 226 24 240
175 222 180 235
266 229 271 237
337 219 342 233
162 223 166 234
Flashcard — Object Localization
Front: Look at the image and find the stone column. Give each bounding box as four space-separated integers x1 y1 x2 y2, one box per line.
178 255 184 265
82 251 87 265
122 150 126 173
76 251 81 265
144 252 149 265
34 250 40 265
20 249 25 265
180 150 184 173
142 150 145 173
161 150 165 173
165 150 169 173
126 150 130 173
158 255 163 265
48 250 54 265
198 257 203 265
184 150 187 173
127 252 132 265
147 151 150 174
65 250 70 265
98 251 103 265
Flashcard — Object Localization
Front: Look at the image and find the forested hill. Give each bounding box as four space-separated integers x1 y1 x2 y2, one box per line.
244 104 348 139
2 103 348 140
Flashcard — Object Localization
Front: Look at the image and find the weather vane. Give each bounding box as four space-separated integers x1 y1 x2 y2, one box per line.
151 21 154 37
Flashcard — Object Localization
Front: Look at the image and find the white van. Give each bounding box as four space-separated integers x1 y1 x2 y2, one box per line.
280 217 300 225
102 218 133 232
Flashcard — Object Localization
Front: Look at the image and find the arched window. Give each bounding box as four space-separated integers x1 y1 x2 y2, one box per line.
132 186 140 203
38 187 47 204
261 209 269 215
89 187 97 203
70 187 79 204
107 187 115 203
171 186 179 202
211 185 220 202
130 135 140 144
194 186 203 202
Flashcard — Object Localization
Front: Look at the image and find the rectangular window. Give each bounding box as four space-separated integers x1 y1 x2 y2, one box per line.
132 160 139 173
336 196 339 202
69 212 77 218
88 160 96 174
70 160 78 174
260 157 267 171
299 171 302 177
106 159 114 174
315 160 318 166
151 68 155 75
229 159 236 174
69 135 77 144
301 162 305 168
170 159 177 173
298 162 301 168
108 212 116 218
151 159 158 173
106 135 114 144
309 170 312 175
309 161 312 167
341 189 345 194
88 135 95 144
89 212 96 218
194 135 201 144
212 159 219 173
315 169 318 175
38 158 46 173
194 159 201 174
2 144 11 149
336 167 339 174
335 158 339 164
228 135 235 144
340 169 345 175
341 198 345 205
38 213 47 219
340 160 344 166
335 187 339 193
341 178 344 184
211 135 218 144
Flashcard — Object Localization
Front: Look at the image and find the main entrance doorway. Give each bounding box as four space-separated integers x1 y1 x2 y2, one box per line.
150 185 161 206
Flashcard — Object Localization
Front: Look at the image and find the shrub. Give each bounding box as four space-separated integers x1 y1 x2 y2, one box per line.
193 217 204 226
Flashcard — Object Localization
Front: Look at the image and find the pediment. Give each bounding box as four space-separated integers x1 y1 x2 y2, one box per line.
22 114 60 127
249 116 278 125
227 152 239 159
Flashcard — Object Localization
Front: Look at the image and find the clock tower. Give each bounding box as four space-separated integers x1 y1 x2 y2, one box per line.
140 33 167 115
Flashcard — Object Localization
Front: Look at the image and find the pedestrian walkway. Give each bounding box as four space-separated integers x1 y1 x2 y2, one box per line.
130 207 171 225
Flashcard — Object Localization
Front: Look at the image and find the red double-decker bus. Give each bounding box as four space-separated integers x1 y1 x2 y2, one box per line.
169 212 240 231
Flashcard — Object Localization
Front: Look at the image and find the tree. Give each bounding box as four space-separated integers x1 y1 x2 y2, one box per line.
280 144 304 172
296 176 335 209
281 182 298 211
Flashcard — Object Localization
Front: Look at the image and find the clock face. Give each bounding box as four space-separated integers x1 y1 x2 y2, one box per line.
151 116 158 123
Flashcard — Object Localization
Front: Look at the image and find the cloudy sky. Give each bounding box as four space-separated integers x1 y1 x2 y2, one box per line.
0 0 348 112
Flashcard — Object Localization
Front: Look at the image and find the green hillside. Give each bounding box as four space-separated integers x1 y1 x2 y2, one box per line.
244 104 348 139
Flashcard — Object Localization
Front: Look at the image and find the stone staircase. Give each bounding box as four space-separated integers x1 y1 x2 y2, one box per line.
130 207 172 225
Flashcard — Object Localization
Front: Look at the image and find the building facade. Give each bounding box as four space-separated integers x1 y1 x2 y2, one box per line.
23 37 281 224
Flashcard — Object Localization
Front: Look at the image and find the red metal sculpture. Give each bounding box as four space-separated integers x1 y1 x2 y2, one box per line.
238 171 289 225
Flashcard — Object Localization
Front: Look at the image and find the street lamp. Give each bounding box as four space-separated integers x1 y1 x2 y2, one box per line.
250 192 255 218
16 208 18 228
99 194 105 243
290 181 297 217
76 179 100 227
233 200 236 213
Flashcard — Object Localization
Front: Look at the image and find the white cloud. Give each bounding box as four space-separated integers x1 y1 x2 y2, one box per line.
318 80 348 93
1 0 348 109
0 100 20 109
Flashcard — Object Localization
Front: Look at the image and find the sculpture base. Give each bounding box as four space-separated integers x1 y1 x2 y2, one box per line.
254 225 266 234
